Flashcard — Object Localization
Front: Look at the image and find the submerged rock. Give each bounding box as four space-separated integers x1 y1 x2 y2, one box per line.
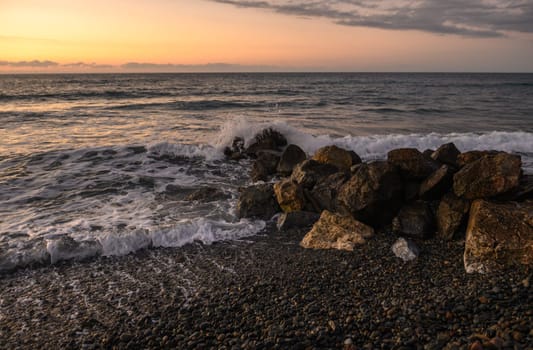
300 210 374 251
387 148 439 180
431 142 461 167
392 237 420 261
453 152 521 199
464 200 533 273
236 184 280 219
277 211 320 231
312 145 355 171
273 179 306 213
291 159 338 189
185 187 229 202
277 144 306 176
392 201 435 239
436 193 470 240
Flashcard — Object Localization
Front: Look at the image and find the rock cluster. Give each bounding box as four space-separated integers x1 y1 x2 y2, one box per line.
232 129 532 273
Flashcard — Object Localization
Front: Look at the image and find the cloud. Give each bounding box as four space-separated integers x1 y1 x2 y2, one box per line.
121 62 278 72
62 62 113 69
0 60 59 67
209 0 533 37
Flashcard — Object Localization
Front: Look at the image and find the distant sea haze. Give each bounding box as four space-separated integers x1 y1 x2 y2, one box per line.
0 73 532 271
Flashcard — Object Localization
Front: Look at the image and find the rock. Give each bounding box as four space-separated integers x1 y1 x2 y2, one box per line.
404 181 421 202
453 153 522 199
422 149 435 158
245 128 287 156
277 144 306 176
437 193 470 240
300 210 374 251
392 237 419 261
290 160 338 189
392 201 436 239
431 143 461 166
273 179 306 213
236 184 280 219
185 187 228 202
309 172 350 212
419 165 454 200
223 137 245 160
464 200 533 274
494 174 533 201
337 161 404 226
312 145 354 171
277 211 320 231
349 151 362 166
250 151 280 182
387 148 439 179
457 150 502 167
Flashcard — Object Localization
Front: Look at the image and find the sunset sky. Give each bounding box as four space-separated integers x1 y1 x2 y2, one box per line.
1 0 533 73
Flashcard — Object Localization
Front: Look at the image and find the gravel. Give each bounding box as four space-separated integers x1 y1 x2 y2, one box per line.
0 225 531 349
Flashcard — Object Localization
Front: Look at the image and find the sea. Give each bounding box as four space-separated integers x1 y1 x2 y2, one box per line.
1 73 532 272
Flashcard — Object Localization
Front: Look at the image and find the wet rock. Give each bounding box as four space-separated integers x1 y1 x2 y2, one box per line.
277 144 306 176
309 172 350 212
422 149 435 158
419 165 454 200
348 151 362 166
185 187 229 202
437 193 470 240
223 137 245 160
387 148 439 180
250 151 280 182
236 184 280 219
456 150 503 167
290 160 338 189
464 200 533 273
46 236 103 264
392 237 419 261
277 211 320 231
300 210 374 251
273 179 306 213
245 128 287 156
453 153 522 199
337 161 403 227
312 145 355 171
431 143 461 167
392 201 435 239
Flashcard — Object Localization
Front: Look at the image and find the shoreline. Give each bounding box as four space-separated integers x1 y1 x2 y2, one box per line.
1 225 531 349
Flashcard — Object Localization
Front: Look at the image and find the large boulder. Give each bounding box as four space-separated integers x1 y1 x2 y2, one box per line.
419 165 454 200
453 153 522 199
245 128 287 156
309 172 350 212
436 193 470 241
388 148 439 180
312 145 355 171
250 151 280 182
464 200 533 274
300 210 374 251
236 184 280 219
291 159 338 189
277 144 307 176
273 179 306 213
277 211 320 231
494 174 533 202
392 201 436 239
431 143 461 167
337 161 403 226
457 150 502 167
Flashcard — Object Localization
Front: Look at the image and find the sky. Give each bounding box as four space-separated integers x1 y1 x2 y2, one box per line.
1 0 533 73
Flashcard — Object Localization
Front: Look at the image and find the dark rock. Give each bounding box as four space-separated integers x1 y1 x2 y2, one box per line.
348 151 362 166
245 128 287 156
422 149 435 158
277 211 320 231
277 144 306 176
392 237 419 261
388 148 440 180
494 174 533 201
312 145 354 171
290 160 338 189
431 143 461 166
223 137 245 160
236 184 280 219
337 161 404 227
464 200 533 273
453 153 522 199
457 150 502 167
250 151 280 182
419 165 454 200
309 172 350 212
404 181 421 202
436 193 470 240
392 201 436 239
300 210 374 251
185 187 229 202
273 179 306 213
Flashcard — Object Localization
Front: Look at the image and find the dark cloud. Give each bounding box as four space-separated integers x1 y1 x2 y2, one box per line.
121 62 278 72
210 0 533 37
0 60 59 67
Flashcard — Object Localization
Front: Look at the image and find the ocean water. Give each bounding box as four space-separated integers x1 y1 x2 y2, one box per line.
1 73 532 271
